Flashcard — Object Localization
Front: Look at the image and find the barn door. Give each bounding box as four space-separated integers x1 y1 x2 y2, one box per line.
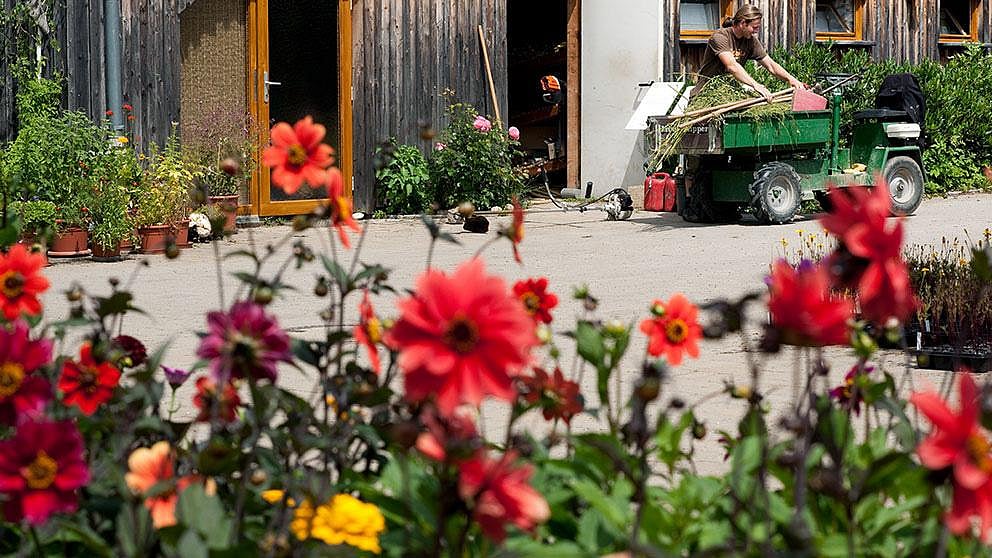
248 0 353 216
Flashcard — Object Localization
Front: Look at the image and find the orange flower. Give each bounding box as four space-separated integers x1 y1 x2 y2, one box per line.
262 116 335 195
124 442 212 529
0 244 50 321
639 294 702 366
512 277 558 324
353 290 382 373
767 260 853 347
328 168 360 248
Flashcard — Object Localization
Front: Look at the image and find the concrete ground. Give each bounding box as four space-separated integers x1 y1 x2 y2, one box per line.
41 192 992 473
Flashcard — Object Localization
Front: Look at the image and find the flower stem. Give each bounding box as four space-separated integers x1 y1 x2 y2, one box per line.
29 526 44 558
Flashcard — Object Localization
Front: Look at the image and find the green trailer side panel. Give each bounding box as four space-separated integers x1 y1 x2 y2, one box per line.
711 170 755 202
722 111 833 151
850 122 889 165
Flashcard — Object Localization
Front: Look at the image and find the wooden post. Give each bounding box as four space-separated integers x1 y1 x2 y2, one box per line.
477 24 501 124
566 0 580 189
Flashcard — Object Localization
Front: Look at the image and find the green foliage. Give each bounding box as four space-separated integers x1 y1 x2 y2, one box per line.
7 199 56 236
181 107 256 197
763 42 992 195
136 129 194 227
374 141 432 215
428 102 524 209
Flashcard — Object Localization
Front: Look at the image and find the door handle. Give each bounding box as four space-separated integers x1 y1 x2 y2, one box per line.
262 71 281 103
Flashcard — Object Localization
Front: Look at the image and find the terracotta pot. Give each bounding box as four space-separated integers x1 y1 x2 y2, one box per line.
91 242 123 262
137 224 171 254
173 219 191 248
17 234 49 267
119 234 135 254
48 227 91 257
208 195 239 234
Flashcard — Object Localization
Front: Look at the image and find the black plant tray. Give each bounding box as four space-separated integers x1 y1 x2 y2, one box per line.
912 341 992 373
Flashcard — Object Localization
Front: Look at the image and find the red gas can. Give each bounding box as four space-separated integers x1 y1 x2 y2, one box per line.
644 172 677 212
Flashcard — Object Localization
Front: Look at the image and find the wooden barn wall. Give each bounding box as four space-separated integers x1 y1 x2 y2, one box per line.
351 0 508 211
1 0 180 151
664 0 990 80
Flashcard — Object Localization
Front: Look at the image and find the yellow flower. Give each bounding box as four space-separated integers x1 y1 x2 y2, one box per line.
117 136 129 144
290 494 385 554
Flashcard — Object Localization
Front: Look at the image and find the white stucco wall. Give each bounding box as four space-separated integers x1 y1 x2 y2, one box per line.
581 1 660 196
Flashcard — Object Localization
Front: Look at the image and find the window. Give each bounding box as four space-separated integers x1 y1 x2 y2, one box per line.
680 0 734 39
939 0 979 43
815 0 865 41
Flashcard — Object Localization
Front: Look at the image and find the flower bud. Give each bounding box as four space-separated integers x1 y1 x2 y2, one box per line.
220 157 240 176
250 469 268 485
253 286 274 305
313 277 329 297
457 201 475 217
292 215 311 231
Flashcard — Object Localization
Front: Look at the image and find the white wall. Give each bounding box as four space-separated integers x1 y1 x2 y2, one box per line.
581 1 660 196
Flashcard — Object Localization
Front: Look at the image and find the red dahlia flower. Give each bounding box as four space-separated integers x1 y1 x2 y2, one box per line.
767 260 853 347
58 343 121 415
911 374 992 493
384 259 539 415
262 116 335 195
415 406 480 463
196 301 292 383
0 244 50 321
328 168 360 248
0 419 89 525
192 376 241 423
0 321 53 426
820 182 916 323
639 293 702 366
512 277 559 324
458 451 550 542
113 334 147 368
829 364 874 415
353 291 382 373
518 367 582 424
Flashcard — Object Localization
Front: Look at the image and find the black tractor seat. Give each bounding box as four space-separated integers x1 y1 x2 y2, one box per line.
852 109 910 122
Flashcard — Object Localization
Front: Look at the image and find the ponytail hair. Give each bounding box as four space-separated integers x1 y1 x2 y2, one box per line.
729 4 763 25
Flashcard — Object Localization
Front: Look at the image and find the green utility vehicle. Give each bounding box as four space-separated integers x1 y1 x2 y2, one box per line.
648 76 925 224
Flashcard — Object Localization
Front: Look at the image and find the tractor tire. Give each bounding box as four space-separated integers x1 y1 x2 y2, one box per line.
681 169 742 224
751 162 801 224
883 156 924 216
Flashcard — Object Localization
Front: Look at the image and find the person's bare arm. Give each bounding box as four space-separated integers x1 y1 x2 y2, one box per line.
718 51 774 102
758 56 808 90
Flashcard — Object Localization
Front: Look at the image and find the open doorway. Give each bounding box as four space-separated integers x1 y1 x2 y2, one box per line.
249 0 352 216
507 0 569 192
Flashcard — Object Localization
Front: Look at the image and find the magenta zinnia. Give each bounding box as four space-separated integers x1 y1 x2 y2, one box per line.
0 321 53 426
196 301 292 383
384 259 539 415
0 419 89 525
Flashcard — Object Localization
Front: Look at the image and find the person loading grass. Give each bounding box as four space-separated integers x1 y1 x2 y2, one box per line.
690 5 807 102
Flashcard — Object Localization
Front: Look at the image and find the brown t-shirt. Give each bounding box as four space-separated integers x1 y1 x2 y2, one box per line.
693 27 767 93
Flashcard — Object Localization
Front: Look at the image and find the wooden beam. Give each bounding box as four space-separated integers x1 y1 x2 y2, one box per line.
566 0 580 190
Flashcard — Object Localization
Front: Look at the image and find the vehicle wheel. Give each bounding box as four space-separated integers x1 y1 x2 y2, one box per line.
883 156 924 216
751 162 801 224
682 169 741 224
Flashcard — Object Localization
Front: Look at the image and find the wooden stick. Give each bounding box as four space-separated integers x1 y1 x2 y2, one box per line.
680 88 793 120
683 87 796 128
478 25 502 125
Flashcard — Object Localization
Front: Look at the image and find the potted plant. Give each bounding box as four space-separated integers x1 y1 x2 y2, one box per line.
135 131 193 253
183 108 256 234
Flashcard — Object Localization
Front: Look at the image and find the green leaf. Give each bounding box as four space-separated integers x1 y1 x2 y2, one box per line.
321 254 353 292
972 245 992 282
176 530 208 558
177 484 232 550
94 291 142 319
53 518 113 557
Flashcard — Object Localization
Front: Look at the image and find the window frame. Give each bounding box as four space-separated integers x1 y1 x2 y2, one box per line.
814 0 865 41
938 0 980 44
679 0 735 39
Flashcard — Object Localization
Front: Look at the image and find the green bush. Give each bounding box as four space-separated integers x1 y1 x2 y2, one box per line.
758 42 992 194
428 102 524 209
136 130 194 227
7 200 57 237
374 141 432 215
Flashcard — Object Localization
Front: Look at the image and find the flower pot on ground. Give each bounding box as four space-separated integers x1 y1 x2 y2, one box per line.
8 200 57 244
90 241 122 262
207 195 239 234
137 224 171 254
173 218 191 248
48 222 90 257
86 136 140 261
